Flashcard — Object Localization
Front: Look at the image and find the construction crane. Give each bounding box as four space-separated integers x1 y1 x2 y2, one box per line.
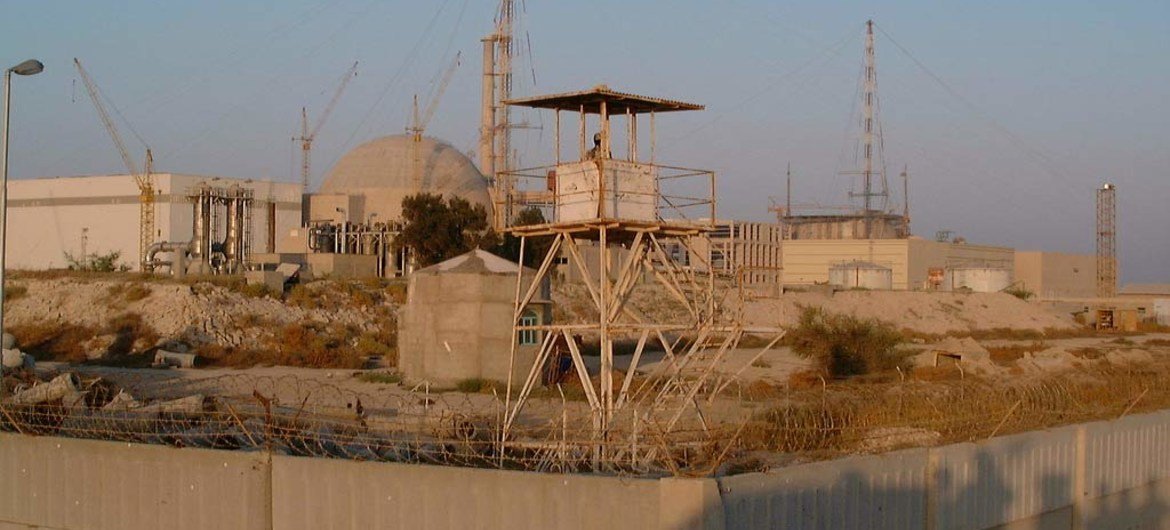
408 52 461 141
407 53 461 187
73 58 155 271
295 61 358 192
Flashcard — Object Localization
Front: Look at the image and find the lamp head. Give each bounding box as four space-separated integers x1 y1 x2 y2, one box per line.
9 60 44 76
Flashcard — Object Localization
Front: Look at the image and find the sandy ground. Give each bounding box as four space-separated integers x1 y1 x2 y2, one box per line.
743 291 1077 335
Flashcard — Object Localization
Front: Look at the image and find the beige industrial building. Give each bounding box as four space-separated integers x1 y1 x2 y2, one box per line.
398 250 550 386
6 173 301 271
782 237 1014 291
679 220 783 285
1013 251 1097 299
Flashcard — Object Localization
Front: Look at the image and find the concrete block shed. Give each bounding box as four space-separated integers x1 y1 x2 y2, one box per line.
398 250 550 387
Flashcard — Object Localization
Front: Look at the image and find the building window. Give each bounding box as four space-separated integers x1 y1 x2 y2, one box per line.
518 311 539 345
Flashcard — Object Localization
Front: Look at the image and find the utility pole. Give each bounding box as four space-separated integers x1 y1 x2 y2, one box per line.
80 227 88 270
1097 183 1117 298
901 165 910 234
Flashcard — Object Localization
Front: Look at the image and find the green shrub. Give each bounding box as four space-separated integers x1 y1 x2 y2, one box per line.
787 307 905 378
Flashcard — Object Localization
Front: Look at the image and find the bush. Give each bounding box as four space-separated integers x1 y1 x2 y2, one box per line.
787 307 905 378
1004 287 1034 301
4 284 27 301
123 283 152 302
455 378 506 394
356 372 402 384
64 250 125 272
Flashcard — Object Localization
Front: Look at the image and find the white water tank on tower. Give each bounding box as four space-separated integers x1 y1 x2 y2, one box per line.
945 266 1013 293
828 261 893 290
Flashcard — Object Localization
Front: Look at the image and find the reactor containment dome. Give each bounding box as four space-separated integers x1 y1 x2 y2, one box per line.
318 134 492 222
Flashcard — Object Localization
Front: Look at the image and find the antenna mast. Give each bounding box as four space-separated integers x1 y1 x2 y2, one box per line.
848 20 891 234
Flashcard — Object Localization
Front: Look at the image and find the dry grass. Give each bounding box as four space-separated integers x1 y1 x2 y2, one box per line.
455 378 507 394
8 321 97 363
4 283 28 301
1144 338 1170 347
910 363 964 382
744 380 781 400
739 361 1170 458
986 341 1049 364
356 371 402 385
9 312 158 364
198 321 366 369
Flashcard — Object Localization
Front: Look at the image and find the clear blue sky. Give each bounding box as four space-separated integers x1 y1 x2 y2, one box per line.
2 0 1167 282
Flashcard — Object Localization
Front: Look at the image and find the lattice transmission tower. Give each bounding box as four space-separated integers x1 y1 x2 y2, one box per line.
1096 183 1117 298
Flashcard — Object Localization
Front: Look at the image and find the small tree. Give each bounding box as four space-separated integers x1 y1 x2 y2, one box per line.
492 206 553 267
395 193 499 268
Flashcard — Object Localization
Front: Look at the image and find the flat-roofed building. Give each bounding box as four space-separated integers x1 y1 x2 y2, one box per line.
6 173 301 271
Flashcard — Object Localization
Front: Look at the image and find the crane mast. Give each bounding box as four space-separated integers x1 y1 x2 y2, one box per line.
408 52 461 142
73 58 155 271
296 61 358 192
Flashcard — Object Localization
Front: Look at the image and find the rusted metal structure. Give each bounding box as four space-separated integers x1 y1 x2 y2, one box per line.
496 85 783 457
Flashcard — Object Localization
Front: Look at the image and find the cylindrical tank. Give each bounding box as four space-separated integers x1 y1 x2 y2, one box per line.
944 267 1013 293
828 261 893 290
190 186 212 258
223 186 243 263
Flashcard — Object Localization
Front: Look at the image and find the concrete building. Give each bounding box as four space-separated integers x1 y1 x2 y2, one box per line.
6 173 301 270
781 213 909 240
398 250 550 386
1014 251 1097 299
781 237 1014 291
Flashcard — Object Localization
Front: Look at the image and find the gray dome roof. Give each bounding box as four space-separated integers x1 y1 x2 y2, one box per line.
319 134 491 221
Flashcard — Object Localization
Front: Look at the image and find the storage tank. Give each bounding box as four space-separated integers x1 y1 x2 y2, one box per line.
945 267 1013 293
828 261 893 290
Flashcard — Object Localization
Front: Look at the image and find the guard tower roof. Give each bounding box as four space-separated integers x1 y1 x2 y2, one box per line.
504 84 703 114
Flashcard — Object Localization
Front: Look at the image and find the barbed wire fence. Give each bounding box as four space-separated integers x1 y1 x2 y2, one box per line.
0 360 1166 477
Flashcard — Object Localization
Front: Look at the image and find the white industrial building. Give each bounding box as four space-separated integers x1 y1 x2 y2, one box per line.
6 173 302 271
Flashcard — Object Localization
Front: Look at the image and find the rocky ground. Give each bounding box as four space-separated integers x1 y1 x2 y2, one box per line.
3 272 399 367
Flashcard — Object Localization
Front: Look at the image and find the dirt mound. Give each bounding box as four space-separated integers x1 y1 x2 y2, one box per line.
744 291 1076 335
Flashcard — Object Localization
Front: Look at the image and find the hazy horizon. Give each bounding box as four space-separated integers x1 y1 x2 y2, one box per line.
2 0 1166 283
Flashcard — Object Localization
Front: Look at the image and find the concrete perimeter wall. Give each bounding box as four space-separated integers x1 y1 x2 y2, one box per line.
3 409 1170 529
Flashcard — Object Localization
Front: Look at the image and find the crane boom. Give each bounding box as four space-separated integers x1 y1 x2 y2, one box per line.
298 61 358 191
419 52 461 136
408 52 462 141
73 59 142 180
73 58 155 271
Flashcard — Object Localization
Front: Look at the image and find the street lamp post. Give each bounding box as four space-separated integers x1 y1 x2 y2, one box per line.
1 59 44 395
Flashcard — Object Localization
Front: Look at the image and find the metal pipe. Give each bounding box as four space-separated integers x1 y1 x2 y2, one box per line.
145 241 191 274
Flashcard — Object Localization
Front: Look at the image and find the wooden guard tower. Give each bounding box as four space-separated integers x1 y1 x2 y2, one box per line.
497 86 784 454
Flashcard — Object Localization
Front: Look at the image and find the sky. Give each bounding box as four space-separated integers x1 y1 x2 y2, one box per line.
2 0 1167 282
